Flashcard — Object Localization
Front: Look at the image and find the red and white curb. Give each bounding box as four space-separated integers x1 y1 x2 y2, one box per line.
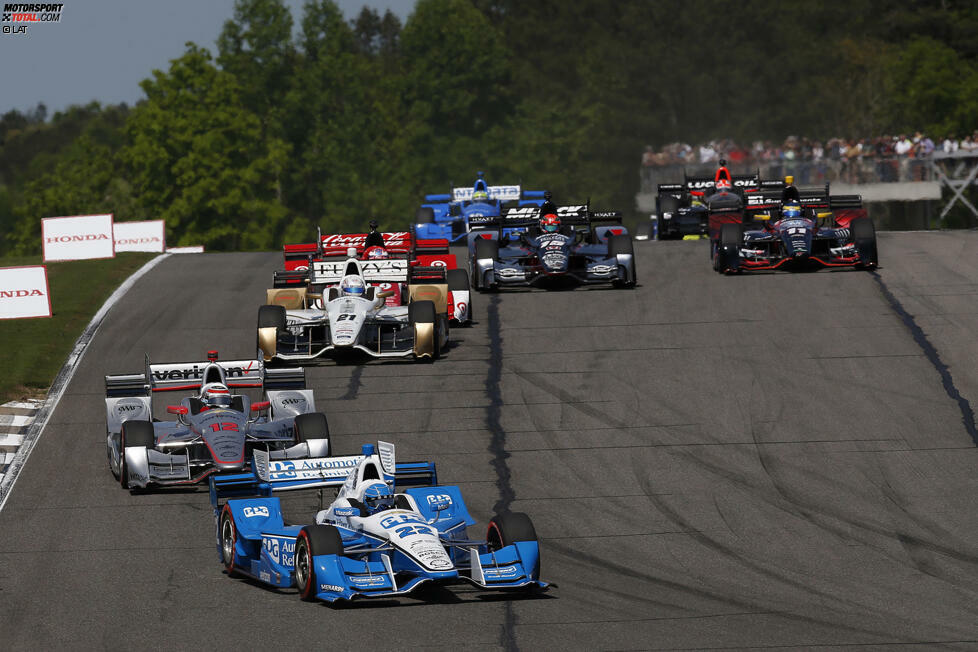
0 400 44 483
0 254 171 512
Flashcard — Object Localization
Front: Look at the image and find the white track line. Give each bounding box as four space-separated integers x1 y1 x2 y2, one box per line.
0 253 171 512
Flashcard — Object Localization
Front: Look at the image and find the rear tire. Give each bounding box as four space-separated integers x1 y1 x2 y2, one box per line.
119 420 154 490
719 223 742 274
416 207 435 224
295 525 344 601
657 195 681 240
851 217 878 268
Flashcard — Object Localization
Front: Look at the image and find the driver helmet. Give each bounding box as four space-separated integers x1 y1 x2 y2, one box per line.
782 202 802 219
368 219 379 231
362 481 395 514
540 213 561 233
472 189 489 202
340 275 366 297
364 246 389 260
201 382 232 409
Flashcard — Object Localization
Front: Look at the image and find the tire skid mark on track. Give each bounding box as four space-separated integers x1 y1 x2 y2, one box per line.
484 293 519 652
510 367 629 429
340 366 364 400
872 271 978 446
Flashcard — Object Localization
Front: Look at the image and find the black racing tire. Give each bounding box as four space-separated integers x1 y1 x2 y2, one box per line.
607 233 633 257
119 420 154 490
474 238 499 261
719 223 742 274
416 207 435 224
294 412 330 453
219 504 240 577
258 304 287 330
487 512 538 552
633 222 652 241
447 268 469 291
851 217 878 268
657 195 681 240
295 525 344 601
409 299 439 360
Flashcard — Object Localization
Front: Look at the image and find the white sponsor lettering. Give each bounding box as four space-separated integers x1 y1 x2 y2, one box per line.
42 214 115 261
243 505 270 518
0 266 51 319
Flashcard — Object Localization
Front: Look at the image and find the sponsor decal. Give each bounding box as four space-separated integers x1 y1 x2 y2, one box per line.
0 265 51 319
260 571 272 583
263 537 295 566
45 234 109 243
270 456 360 480
497 268 524 278
243 505 270 518
319 584 344 592
588 264 616 275
320 233 410 247
281 397 305 406
426 493 452 506
350 575 386 587
484 565 519 578
0 289 43 297
150 361 257 383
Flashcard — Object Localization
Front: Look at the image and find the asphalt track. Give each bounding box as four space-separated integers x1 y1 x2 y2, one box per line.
1 235 978 650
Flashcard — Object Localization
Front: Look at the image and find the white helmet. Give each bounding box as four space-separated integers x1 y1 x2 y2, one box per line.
340 275 366 297
201 382 232 408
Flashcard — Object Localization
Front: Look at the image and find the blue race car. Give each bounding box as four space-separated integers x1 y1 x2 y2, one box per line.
211 442 549 603
414 171 548 243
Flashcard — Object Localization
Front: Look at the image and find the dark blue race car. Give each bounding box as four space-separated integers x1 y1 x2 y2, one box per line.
414 171 548 242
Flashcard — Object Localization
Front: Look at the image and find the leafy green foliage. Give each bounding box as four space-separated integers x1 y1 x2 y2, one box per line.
2 0 978 250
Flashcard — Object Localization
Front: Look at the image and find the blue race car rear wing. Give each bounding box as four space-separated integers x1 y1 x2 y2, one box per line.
209 441 438 507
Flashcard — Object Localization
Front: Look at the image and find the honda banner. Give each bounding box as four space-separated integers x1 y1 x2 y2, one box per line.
42 214 115 262
0 266 52 320
114 220 166 253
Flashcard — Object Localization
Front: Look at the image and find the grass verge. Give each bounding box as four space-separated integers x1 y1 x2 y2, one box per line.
0 253 157 402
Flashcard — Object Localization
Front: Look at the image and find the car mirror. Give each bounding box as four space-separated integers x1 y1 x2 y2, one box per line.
755 212 771 221
334 506 358 517
251 401 270 412
376 290 395 299
167 405 188 415
816 212 832 219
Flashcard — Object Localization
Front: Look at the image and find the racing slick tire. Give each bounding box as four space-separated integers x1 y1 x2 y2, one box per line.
607 234 636 288
718 223 742 274
416 207 435 224
219 504 242 578
474 239 499 291
119 420 154 489
447 268 469 291
487 512 538 550
851 217 878 268
410 299 439 361
294 412 331 455
257 304 286 363
657 195 681 240
295 525 344 601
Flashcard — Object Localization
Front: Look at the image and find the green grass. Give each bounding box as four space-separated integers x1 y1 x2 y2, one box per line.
0 252 157 402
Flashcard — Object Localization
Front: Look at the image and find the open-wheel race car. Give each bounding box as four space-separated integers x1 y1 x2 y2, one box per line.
211 440 549 604
711 176 878 273
276 225 470 326
104 351 329 490
467 203 636 290
258 255 451 364
414 171 549 243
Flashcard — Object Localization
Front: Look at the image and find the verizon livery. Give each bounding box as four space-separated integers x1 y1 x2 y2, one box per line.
105 351 330 490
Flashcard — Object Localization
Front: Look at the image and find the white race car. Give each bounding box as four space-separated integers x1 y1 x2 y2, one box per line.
258 256 450 363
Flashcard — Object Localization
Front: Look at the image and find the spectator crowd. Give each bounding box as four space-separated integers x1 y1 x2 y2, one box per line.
640 131 978 190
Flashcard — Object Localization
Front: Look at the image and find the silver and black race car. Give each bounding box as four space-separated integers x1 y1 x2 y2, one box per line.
105 351 330 490
466 204 636 290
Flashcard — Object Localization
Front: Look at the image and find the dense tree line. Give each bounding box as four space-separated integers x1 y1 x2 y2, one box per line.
1 0 977 254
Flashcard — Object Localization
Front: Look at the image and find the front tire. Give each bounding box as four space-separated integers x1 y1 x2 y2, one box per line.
851 217 878 268
119 420 154 490
718 223 742 274
295 525 344 601
294 412 331 455
219 504 240 578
